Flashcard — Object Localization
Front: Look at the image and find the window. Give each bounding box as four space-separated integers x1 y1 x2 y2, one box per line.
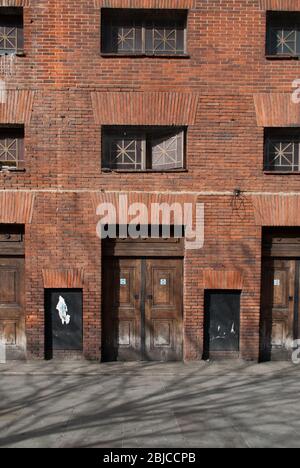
102 127 186 171
267 11 300 57
0 8 23 55
264 128 300 172
0 127 24 170
101 9 187 56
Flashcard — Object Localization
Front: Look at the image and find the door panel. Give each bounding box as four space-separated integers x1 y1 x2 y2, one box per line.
0 257 25 359
145 259 183 361
204 291 241 356
102 257 183 361
45 289 83 358
102 258 142 361
260 259 295 361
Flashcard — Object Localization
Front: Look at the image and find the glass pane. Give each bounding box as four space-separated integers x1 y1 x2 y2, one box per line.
145 22 185 55
110 23 142 54
0 137 19 167
271 27 297 55
265 139 299 172
151 131 184 170
0 26 17 52
0 13 23 54
104 135 143 170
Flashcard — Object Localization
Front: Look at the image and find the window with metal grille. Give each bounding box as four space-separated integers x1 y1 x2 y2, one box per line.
101 9 187 56
0 127 24 170
102 127 185 171
0 8 23 55
264 129 300 172
267 12 300 57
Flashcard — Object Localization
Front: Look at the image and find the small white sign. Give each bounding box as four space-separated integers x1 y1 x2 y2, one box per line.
274 279 281 286
120 278 127 286
160 279 167 286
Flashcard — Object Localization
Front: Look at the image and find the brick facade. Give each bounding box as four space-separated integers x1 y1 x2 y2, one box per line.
2 0 299 361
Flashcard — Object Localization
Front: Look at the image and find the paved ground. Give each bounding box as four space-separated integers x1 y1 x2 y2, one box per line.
0 360 300 448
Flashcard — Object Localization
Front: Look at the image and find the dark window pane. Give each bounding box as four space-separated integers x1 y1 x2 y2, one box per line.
145 22 185 55
102 127 186 172
112 23 142 54
0 127 24 168
0 9 23 54
103 133 143 170
101 9 187 56
264 129 300 172
267 12 300 56
272 27 297 55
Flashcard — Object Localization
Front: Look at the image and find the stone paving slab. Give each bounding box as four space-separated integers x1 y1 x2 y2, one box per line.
0 361 300 448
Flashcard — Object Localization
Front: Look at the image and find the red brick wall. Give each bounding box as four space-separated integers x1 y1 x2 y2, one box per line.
1 0 299 360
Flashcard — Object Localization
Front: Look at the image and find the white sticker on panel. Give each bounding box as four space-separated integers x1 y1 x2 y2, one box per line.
56 296 71 325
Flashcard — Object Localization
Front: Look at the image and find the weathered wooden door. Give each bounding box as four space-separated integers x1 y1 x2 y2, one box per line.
0 257 25 359
102 258 183 361
261 259 296 361
145 259 183 361
102 258 142 361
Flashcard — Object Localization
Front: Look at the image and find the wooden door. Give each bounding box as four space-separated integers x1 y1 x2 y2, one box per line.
260 259 296 361
102 258 142 361
0 257 25 360
102 257 183 361
145 259 183 361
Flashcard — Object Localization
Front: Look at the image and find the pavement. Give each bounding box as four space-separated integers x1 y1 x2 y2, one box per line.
0 360 299 448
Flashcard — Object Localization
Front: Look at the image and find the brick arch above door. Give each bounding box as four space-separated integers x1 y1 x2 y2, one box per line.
95 0 195 8
0 1 30 6
203 270 244 290
251 195 300 226
0 192 35 224
259 0 300 10
42 269 85 289
254 94 300 127
91 191 198 224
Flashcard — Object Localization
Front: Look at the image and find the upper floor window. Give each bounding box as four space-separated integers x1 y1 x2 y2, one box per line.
101 9 187 56
267 11 300 58
0 7 23 56
0 126 24 170
264 128 300 172
102 126 186 171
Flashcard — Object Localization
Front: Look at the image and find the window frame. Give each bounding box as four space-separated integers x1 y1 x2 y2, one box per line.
0 126 25 171
266 11 300 59
102 126 187 172
101 8 188 58
0 7 24 56
264 128 300 173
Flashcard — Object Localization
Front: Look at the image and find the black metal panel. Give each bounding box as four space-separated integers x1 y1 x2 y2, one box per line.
45 289 83 355
204 290 241 354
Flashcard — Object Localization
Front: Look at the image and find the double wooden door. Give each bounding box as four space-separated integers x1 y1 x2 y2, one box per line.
102 258 183 361
261 258 299 361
